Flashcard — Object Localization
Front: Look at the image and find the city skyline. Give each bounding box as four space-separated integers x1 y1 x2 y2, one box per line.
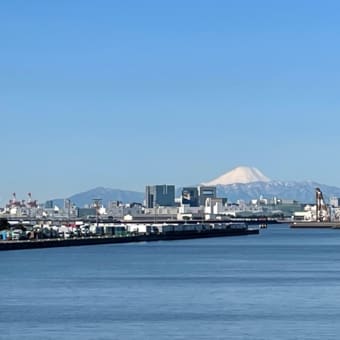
1 1 340 202
3 164 340 207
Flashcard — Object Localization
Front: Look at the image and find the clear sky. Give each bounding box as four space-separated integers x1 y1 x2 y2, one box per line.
1 0 340 203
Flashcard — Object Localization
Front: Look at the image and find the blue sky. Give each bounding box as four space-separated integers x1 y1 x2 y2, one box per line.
1 0 340 202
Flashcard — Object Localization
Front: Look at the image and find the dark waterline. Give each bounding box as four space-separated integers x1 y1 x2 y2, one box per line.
1 224 340 339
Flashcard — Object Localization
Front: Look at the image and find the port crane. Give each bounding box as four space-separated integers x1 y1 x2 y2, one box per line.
315 187 330 222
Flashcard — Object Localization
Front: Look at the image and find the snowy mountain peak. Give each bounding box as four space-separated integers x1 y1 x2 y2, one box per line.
203 166 271 186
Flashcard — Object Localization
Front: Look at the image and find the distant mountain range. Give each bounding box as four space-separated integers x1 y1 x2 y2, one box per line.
49 166 340 207
52 187 144 208
214 180 340 203
204 167 340 203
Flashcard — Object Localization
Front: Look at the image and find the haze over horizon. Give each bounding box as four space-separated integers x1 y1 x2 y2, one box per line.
1 1 340 202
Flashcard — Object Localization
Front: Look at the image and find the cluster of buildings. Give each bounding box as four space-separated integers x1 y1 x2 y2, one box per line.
0 185 308 222
293 194 340 222
3 185 340 241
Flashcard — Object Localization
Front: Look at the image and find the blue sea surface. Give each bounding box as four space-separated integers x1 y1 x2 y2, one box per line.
1 224 340 339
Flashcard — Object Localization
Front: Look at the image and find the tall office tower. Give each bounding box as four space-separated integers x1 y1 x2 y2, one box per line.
198 186 217 206
181 187 199 207
145 185 175 208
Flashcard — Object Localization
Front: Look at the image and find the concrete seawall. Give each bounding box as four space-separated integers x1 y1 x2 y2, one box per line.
290 222 340 228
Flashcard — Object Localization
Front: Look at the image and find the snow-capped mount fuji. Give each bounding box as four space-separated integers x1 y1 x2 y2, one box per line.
203 166 271 186
202 166 340 203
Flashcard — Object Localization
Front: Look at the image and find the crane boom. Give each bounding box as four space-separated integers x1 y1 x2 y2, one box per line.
315 188 330 222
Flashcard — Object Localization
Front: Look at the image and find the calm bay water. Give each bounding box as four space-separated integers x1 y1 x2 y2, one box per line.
1 224 340 339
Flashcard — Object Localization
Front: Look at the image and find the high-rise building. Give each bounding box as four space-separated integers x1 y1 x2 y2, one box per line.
198 186 217 206
145 185 175 208
181 187 199 207
45 200 54 209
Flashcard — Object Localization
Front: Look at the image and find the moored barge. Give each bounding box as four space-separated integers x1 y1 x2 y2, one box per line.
0 224 259 251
